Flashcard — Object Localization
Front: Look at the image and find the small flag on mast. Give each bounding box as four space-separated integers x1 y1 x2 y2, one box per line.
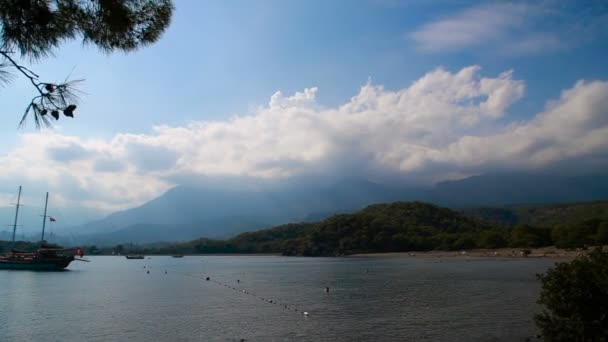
49 217 56 222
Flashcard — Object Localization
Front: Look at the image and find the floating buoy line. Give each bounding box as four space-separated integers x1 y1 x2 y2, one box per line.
142 265 312 317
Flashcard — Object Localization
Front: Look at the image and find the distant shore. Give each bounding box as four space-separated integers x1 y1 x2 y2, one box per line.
351 246 587 259
93 247 590 258
87 246 602 258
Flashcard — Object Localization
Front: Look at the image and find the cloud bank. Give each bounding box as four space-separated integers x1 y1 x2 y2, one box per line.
1 65 607 211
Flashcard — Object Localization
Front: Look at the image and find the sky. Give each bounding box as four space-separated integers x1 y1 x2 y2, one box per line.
1 0 607 228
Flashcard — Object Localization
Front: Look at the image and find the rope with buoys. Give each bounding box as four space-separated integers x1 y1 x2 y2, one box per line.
142 264 312 317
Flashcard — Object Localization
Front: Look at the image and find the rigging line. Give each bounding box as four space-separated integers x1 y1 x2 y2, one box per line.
143 265 312 316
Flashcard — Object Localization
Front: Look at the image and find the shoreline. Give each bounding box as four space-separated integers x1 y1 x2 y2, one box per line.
351 246 585 259
89 246 602 258
91 248 584 259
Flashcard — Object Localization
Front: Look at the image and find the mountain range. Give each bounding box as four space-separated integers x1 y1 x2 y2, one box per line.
50 172 608 245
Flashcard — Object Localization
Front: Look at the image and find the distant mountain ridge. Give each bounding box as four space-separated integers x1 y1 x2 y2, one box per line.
432 173 608 207
75 179 413 245
73 172 608 245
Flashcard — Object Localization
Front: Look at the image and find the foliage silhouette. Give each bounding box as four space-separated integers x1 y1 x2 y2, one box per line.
535 247 608 341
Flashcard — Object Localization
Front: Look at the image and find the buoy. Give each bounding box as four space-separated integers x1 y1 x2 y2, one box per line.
325 287 330 293
146 270 150 274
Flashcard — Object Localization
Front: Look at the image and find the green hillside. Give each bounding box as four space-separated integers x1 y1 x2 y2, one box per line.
462 201 608 249
281 202 497 256
462 201 608 227
81 201 608 256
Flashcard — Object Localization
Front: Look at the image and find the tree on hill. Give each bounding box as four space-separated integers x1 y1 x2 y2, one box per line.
0 0 173 127
477 229 508 248
597 221 608 245
551 218 606 249
509 224 552 248
535 248 608 341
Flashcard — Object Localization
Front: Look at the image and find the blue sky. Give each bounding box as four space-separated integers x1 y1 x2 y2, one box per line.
2 0 606 141
1 0 607 225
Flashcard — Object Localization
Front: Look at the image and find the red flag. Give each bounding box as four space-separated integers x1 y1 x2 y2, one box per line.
49 217 56 222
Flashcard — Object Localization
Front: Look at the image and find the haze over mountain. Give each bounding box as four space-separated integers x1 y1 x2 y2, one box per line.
73 179 413 244
68 172 608 245
0 201 108 242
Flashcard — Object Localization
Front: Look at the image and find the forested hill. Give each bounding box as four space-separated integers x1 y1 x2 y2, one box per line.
279 201 494 256
225 202 494 256
461 201 608 227
20 201 608 256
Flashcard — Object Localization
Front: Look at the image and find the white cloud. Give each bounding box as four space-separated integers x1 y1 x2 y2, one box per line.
0 66 607 212
410 3 529 52
408 2 605 55
400 80 608 174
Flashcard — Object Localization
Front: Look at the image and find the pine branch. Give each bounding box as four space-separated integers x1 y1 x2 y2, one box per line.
1 50 82 129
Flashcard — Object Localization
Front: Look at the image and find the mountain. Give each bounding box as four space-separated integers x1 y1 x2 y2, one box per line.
73 172 608 245
76 179 417 245
80 218 270 245
432 173 608 207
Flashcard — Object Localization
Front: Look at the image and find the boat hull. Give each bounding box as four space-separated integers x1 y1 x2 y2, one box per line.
0 248 77 270
0 260 72 270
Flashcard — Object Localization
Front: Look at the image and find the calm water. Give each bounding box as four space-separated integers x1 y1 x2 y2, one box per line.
0 256 557 341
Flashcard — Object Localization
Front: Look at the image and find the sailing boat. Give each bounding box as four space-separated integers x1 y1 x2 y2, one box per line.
0 187 85 270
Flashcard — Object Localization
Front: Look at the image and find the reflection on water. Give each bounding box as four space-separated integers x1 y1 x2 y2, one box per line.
0 256 555 341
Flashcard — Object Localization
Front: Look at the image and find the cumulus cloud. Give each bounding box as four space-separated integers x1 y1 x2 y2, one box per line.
48 142 92 162
398 80 608 174
126 142 179 172
94 158 127 173
0 66 607 212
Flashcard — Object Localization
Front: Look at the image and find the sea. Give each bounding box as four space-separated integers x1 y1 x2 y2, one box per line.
0 255 558 341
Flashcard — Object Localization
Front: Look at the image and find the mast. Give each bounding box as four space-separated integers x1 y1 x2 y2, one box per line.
11 186 22 243
41 192 49 242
